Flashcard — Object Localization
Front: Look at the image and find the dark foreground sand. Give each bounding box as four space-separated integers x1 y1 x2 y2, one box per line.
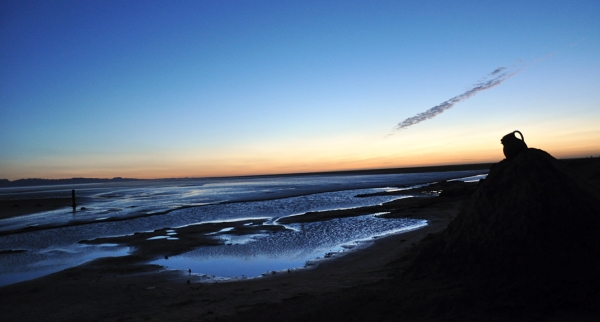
1 158 599 322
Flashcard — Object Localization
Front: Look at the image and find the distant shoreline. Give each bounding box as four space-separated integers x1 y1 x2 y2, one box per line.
1 157 596 188
0 177 142 188
0 162 495 188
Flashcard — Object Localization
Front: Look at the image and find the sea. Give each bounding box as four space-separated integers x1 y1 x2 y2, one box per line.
0 170 486 287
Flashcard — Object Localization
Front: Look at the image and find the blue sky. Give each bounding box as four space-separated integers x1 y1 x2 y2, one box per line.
1 0 599 179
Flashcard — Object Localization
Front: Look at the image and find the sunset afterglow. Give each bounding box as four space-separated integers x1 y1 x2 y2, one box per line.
1 1 599 180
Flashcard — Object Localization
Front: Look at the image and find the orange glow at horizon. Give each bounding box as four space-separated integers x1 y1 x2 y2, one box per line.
7 144 596 181
2 122 599 181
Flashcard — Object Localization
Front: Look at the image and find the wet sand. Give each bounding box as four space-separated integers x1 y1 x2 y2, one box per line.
0 180 468 321
0 166 488 237
0 222 451 322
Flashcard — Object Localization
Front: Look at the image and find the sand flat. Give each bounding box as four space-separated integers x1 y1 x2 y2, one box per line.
0 182 463 321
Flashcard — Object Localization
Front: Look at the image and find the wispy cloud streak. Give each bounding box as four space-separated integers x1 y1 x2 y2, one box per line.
393 65 522 132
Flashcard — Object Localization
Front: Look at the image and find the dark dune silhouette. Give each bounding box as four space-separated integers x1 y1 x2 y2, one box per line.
410 148 600 314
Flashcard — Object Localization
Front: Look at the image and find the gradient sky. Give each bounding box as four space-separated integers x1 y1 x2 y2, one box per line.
1 0 599 180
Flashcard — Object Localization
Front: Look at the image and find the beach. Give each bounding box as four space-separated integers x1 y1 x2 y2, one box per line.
1 158 599 321
0 179 466 321
0 169 484 286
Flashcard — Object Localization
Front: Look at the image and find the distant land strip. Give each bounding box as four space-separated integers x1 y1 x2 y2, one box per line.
0 177 142 188
1 157 597 188
0 164 494 188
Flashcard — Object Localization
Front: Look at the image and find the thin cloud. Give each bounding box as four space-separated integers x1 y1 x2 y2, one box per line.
489 67 506 75
392 66 522 132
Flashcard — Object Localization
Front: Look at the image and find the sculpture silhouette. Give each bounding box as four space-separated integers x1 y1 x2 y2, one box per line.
501 130 527 159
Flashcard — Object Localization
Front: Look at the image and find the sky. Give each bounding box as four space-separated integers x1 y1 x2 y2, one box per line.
1 0 599 180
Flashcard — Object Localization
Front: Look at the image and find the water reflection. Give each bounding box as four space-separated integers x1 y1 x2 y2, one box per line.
0 171 483 233
0 171 484 286
151 215 427 280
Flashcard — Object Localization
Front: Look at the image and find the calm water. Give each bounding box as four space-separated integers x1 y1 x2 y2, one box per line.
0 171 485 286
